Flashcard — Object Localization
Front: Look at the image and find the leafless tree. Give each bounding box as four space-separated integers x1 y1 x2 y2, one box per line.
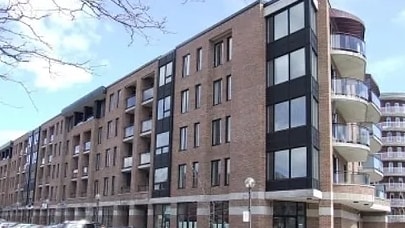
0 0 167 108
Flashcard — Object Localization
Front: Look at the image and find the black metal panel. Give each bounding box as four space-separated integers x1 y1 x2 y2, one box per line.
267 177 314 191
267 126 308 152
267 29 310 60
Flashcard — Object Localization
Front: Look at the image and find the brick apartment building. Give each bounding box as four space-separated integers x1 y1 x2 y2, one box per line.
0 0 394 227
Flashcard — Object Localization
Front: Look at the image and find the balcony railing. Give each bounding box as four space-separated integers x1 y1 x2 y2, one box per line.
362 155 383 173
124 126 134 138
50 135 54 142
388 215 405 223
72 169 79 178
139 152 150 165
331 78 368 101
126 96 136 109
381 136 405 144
48 155 52 163
138 184 149 192
380 151 405 160
121 186 131 194
333 172 370 185
122 156 133 169
381 106 405 115
332 123 370 146
74 145 80 155
83 142 91 151
331 33 366 57
142 87 153 102
374 184 386 199
82 166 88 176
141 119 152 133
369 91 381 110
41 158 46 165
383 167 405 175
379 121 405 130
383 182 405 191
391 198 405 207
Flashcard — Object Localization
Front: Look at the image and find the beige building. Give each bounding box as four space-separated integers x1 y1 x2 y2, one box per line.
0 0 393 227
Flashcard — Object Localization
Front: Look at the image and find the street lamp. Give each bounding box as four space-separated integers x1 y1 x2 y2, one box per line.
45 199 50 225
95 194 100 223
244 177 255 228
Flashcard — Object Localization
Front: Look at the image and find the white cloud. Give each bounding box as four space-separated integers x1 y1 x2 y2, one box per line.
6 0 103 91
0 130 27 146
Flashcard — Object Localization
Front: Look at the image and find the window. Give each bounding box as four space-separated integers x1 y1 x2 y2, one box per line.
226 75 231 101
313 147 319 180
213 79 222 105
153 204 171 228
192 162 199 188
154 167 168 190
196 48 202 71
180 127 188 151
214 41 223 67
224 158 230 186
95 153 100 171
105 149 111 167
159 62 173 86
178 164 186 189
225 116 231 143
109 93 115 112
212 119 221 146
98 127 102 144
227 37 232 61
107 121 112 139
182 54 190 77
311 49 318 80
273 147 307 180
64 162 68 177
181 90 189 113
273 96 306 132
114 118 119 137
113 147 117 166
273 2 305 41
312 97 319 129
273 202 306 228
195 84 201 109
194 123 200 148
116 90 121 108
177 203 197 228
211 160 221 186
158 96 171 120
310 2 317 35
93 180 99 196
111 176 115 195
156 132 170 154
103 177 109 196
270 47 306 86
210 201 229 227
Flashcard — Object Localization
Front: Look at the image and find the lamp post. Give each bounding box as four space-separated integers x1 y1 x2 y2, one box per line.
45 199 49 225
95 193 100 223
244 177 255 228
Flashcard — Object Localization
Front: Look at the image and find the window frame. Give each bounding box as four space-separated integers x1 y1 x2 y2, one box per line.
196 48 203 71
182 54 191 77
178 164 187 189
181 89 189 114
211 160 221 186
192 162 199 188
225 116 231 143
180 127 188 151
212 118 222 146
224 158 230 186
214 41 224 67
194 122 200 148
213 79 222 105
195 84 201 109
226 75 232 101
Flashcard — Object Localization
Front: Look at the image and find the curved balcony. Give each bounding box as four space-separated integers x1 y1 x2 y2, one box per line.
332 123 370 162
379 121 405 131
360 155 383 182
381 136 405 146
331 33 366 79
368 124 382 153
332 79 381 123
380 151 405 161
381 106 405 117
333 172 390 212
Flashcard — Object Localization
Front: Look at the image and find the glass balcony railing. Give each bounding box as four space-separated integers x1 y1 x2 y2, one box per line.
74 145 80 155
391 198 405 207
141 119 152 133
333 172 370 185
83 142 91 151
381 106 405 115
381 136 405 144
380 151 405 160
332 123 370 146
379 121 405 130
362 155 383 173
331 78 368 101
126 96 136 109
82 166 88 176
371 124 382 140
142 87 153 102
72 169 79 178
331 33 366 57
374 184 386 199
369 91 381 109
124 126 134 138
139 152 150 165
122 156 133 169
384 182 405 191
383 167 405 175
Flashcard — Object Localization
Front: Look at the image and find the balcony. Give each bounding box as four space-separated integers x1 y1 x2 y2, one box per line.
381 106 405 117
43 138 48 146
140 119 152 137
381 136 405 146
391 198 405 207
331 79 380 123
72 169 79 179
383 183 405 192
388 215 405 223
138 152 150 169
73 145 80 156
332 123 370 162
380 151 405 161
331 33 366 79
360 155 383 182
83 142 91 153
125 96 136 113
123 125 134 142
122 156 133 172
367 124 382 153
50 135 54 142
40 158 46 166
379 121 405 131
141 87 154 107
383 167 405 176
82 166 88 178
48 155 53 163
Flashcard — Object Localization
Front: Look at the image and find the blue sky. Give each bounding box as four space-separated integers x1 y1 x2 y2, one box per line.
0 0 404 144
